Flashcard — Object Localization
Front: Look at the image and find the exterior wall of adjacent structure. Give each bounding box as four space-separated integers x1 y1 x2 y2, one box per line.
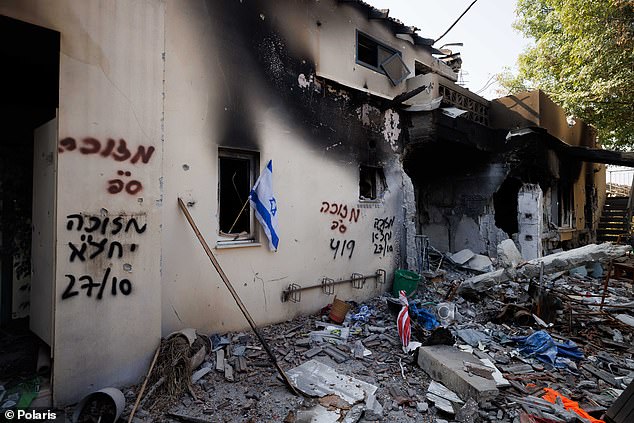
1 0 448 405
0 0 165 405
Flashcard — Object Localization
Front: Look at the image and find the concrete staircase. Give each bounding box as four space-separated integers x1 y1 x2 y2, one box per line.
597 196 631 242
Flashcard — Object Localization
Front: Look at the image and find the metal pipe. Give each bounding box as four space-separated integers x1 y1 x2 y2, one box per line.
281 271 385 302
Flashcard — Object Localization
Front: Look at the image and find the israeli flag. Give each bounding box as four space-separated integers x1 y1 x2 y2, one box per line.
249 160 279 251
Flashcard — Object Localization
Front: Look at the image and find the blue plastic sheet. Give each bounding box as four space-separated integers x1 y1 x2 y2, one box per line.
409 302 440 330
513 330 584 368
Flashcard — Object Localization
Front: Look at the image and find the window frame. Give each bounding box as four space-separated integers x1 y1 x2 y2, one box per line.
355 30 410 85
217 148 260 247
359 164 387 203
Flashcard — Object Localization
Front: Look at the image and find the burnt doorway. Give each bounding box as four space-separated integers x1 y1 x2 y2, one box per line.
0 15 59 389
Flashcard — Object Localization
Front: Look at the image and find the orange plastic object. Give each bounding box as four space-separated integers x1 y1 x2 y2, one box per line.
542 388 605 423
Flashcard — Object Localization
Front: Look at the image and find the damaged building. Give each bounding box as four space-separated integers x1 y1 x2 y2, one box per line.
1 0 632 408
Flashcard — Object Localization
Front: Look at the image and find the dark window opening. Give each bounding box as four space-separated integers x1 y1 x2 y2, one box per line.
356 31 410 84
218 150 258 240
360 165 386 201
415 61 432 76
493 177 523 236
558 183 574 228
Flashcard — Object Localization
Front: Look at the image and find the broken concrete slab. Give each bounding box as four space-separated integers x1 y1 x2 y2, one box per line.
426 392 455 414
459 243 632 295
455 398 478 423
223 359 234 382
455 328 490 347
569 265 588 277
497 239 522 269
464 254 493 272
463 361 495 379
417 345 499 402
215 349 225 372
427 380 463 404
342 403 364 423
479 359 511 388
296 404 341 422
286 360 377 406
451 249 475 265
363 394 384 421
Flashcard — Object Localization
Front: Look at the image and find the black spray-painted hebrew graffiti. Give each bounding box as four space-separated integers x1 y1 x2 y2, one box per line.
371 216 394 256
330 238 356 260
62 213 145 301
61 268 132 300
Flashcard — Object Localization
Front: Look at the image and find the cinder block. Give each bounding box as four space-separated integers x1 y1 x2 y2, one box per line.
417 345 499 402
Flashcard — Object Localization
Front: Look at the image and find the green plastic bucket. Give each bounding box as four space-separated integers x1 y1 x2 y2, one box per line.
392 269 422 297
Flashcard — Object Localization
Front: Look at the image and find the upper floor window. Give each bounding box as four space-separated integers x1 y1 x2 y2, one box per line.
356 31 410 85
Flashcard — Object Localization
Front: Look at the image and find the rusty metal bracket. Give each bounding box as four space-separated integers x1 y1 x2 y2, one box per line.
321 277 335 295
280 270 385 302
376 268 386 285
351 272 365 289
281 283 302 303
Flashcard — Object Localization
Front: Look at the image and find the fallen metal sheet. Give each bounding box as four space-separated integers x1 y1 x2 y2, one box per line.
287 360 378 406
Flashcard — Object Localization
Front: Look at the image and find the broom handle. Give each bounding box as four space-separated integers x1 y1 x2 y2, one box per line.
128 344 161 423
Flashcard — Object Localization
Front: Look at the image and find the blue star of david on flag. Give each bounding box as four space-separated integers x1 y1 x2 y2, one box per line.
249 160 279 251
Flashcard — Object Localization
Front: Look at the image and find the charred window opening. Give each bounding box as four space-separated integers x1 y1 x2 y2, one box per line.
493 177 523 236
359 165 386 201
218 149 258 243
415 60 432 76
558 182 574 228
356 31 410 85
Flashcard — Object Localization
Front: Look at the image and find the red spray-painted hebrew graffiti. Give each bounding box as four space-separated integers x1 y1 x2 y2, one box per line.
108 170 143 195
59 137 154 196
320 201 361 234
58 137 155 164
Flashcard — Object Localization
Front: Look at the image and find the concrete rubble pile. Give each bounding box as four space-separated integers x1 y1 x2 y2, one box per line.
120 242 634 423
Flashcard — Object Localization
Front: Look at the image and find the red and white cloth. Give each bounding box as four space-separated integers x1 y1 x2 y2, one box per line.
396 290 411 348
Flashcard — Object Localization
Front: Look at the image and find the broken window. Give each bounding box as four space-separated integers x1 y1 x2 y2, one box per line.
558 184 574 228
218 149 258 244
414 60 433 76
359 165 386 201
356 31 410 85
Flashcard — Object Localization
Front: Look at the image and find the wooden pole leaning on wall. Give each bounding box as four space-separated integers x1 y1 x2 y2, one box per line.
177 198 300 397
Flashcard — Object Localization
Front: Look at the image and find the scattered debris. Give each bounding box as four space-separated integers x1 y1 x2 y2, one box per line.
113 240 633 422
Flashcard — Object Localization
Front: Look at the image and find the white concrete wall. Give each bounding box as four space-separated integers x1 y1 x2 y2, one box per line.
263 0 457 99
518 184 544 260
0 0 165 405
2 0 426 405
161 1 406 334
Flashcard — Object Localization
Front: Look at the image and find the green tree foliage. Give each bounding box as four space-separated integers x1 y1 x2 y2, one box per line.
499 0 633 149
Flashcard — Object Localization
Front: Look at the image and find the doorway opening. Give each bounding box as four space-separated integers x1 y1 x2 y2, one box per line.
0 15 59 407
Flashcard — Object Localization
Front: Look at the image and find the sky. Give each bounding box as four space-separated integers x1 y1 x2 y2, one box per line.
366 0 531 100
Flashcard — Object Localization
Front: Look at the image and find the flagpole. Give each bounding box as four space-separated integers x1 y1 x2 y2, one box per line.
227 197 250 234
